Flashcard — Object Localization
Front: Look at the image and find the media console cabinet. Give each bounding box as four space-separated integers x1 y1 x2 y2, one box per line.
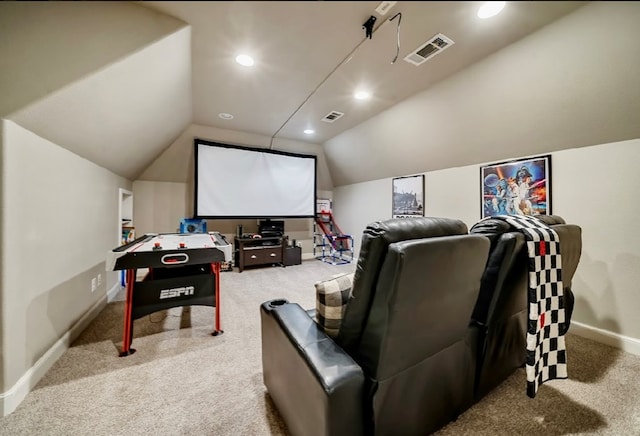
234 236 285 272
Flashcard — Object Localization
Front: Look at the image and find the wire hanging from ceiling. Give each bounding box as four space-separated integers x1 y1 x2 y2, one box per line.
389 12 402 64
268 13 393 149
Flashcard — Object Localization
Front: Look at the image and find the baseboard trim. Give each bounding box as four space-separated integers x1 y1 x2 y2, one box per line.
0 292 109 417
107 282 122 303
570 321 640 356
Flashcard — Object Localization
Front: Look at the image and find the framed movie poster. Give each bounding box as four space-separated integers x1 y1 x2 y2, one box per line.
392 174 424 218
481 154 551 219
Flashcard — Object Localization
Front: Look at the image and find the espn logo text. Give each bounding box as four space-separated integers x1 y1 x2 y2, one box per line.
159 286 195 299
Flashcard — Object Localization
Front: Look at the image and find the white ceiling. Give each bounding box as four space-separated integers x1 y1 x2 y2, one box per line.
3 1 593 182
139 1 586 144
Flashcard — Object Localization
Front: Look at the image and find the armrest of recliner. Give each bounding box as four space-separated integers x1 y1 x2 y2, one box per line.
260 299 365 436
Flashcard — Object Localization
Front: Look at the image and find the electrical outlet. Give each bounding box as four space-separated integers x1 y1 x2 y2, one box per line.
97 274 102 286
91 278 97 293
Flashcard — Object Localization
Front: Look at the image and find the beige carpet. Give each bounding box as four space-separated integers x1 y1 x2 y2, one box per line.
1 260 639 435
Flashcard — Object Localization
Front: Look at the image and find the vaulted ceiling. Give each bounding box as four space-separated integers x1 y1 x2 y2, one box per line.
2 1 596 183
139 1 586 144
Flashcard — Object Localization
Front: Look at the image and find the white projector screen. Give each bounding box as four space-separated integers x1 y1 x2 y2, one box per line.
194 140 317 219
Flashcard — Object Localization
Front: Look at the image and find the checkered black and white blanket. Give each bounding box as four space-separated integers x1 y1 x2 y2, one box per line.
490 214 568 398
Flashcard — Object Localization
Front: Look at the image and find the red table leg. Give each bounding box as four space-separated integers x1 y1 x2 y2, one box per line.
119 268 137 356
211 262 223 336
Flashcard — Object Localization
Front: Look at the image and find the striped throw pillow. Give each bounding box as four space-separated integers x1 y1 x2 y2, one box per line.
315 273 355 338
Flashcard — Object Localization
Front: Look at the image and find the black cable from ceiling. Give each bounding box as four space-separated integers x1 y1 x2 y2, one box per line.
268 12 394 149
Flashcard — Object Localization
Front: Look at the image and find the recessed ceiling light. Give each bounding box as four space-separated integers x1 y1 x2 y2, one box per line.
354 91 371 100
218 112 234 120
304 129 315 135
235 54 255 67
477 1 506 19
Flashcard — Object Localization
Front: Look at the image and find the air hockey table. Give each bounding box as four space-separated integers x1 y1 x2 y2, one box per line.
107 232 232 356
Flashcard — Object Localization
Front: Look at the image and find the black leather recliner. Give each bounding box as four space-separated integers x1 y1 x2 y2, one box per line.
469 215 582 400
260 217 490 436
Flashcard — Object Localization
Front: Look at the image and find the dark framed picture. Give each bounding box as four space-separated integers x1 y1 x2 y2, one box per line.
392 174 424 218
481 154 551 219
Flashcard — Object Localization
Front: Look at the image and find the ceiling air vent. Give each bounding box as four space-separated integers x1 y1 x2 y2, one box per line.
403 33 455 66
321 110 345 123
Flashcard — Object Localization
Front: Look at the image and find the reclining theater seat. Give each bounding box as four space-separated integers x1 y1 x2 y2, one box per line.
469 215 582 400
260 217 490 436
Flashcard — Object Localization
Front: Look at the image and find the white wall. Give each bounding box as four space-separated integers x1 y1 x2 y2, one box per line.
324 1 640 187
133 181 189 235
0 120 131 413
0 120 4 395
333 139 640 348
328 178 390 256
135 124 334 255
0 1 185 118
328 2 640 352
138 123 334 189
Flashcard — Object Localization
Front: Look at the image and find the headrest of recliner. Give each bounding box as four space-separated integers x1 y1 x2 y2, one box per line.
533 215 566 226
337 217 468 353
364 216 468 242
470 218 512 235
470 215 567 235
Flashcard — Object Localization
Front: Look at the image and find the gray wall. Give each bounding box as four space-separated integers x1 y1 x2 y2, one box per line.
0 1 185 118
1 3 191 183
324 2 640 186
0 121 4 392
326 2 640 347
333 139 640 344
1 0 639 416
0 120 131 404
0 3 187 413
135 123 334 256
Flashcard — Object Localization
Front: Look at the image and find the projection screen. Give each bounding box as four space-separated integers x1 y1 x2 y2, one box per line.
194 140 317 219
